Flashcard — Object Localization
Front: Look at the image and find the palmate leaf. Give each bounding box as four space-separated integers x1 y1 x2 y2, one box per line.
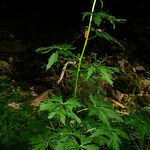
64 98 81 123
55 136 68 150
72 132 98 150
88 95 123 124
96 31 125 50
91 125 128 150
46 51 58 70
55 133 79 150
39 96 81 125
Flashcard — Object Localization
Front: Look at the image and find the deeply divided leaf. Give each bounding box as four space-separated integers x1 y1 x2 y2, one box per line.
46 51 58 70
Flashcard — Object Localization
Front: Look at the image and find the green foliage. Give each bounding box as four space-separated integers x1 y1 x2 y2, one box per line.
88 95 123 125
1 0 148 150
91 125 128 150
86 63 119 85
46 51 58 70
40 96 81 125
96 31 125 50
0 76 48 150
54 131 99 150
125 108 150 140
32 1 150 149
36 44 76 70
31 130 51 150
83 12 126 28
82 11 125 50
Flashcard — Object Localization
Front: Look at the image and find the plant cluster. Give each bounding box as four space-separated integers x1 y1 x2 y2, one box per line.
32 1 150 150
1 0 149 150
0 75 48 150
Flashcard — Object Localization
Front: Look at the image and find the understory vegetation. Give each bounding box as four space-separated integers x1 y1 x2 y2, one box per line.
0 0 150 150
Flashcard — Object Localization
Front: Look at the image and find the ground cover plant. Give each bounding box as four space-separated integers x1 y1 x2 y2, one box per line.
31 0 150 150
0 0 150 150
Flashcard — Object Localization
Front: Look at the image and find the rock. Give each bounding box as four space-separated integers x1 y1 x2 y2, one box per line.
139 79 150 89
135 65 145 73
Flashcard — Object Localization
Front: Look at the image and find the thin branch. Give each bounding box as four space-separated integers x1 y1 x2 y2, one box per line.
84 127 96 134
77 108 89 113
57 61 77 84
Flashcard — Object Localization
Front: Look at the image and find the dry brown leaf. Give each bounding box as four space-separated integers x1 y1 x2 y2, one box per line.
111 99 126 109
8 102 21 109
30 90 50 107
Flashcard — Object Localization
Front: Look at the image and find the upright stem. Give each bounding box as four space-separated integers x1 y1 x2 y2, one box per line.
74 0 97 98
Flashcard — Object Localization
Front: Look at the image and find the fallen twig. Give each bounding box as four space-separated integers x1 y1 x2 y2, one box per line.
57 61 76 84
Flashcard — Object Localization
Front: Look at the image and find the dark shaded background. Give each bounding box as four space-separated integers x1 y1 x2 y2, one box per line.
0 0 149 43
0 0 149 82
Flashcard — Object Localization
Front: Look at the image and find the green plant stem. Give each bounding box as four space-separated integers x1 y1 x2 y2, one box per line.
74 0 97 98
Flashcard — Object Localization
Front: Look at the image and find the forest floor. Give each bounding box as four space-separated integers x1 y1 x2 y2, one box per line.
0 15 150 150
0 15 150 112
